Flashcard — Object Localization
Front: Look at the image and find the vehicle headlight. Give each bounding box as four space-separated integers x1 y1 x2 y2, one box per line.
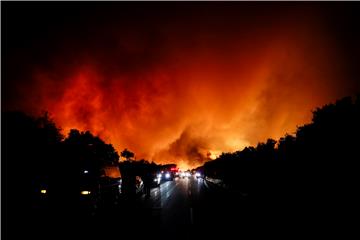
157 173 162 178
81 190 91 195
40 189 47 194
195 172 201 177
165 173 170 178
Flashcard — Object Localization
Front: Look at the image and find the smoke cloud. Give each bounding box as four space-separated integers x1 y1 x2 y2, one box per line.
5 4 359 169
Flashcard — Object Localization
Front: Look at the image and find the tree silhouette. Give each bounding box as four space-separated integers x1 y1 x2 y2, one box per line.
63 129 119 177
4 94 360 229
120 148 135 161
201 94 360 217
4 110 122 218
4 111 64 219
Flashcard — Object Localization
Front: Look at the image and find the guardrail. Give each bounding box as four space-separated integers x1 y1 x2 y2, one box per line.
204 176 228 189
204 176 248 197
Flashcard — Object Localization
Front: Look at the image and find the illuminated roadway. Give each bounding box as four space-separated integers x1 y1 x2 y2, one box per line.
90 176 245 238
118 176 247 237
21 176 294 239
144 177 202 230
12 176 346 240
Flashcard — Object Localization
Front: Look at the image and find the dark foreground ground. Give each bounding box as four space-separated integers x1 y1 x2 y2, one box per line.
4 177 356 239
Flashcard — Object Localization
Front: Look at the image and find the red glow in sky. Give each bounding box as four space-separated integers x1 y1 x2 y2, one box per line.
4 3 360 169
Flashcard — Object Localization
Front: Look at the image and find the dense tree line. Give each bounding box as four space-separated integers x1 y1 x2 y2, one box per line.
3 111 120 217
4 94 359 224
3 111 168 211
203 95 360 214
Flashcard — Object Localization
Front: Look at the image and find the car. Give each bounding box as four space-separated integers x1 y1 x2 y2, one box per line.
179 171 191 178
33 172 122 216
158 164 178 181
160 171 174 181
79 174 123 214
98 177 121 206
195 171 203 178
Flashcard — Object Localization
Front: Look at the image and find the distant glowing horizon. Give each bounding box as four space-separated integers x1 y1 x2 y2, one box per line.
5 3 360 170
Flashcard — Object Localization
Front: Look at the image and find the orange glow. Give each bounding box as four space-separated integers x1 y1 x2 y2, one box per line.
104 167 121 178
7 6 357 169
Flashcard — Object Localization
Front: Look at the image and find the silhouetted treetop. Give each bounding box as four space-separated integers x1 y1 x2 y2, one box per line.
120 148 135 161
64 129 120 174
202 94 360 204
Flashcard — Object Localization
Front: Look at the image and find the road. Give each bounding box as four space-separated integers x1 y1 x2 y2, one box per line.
8 176 244 240
97 176 249 237
7 176 340 240
99 176 300 238
51 176 242 239
141 177 209 231
84 176 352 239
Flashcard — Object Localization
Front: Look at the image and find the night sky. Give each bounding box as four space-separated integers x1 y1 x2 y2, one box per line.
3 2 360 169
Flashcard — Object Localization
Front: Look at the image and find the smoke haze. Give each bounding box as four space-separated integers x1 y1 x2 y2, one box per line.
4 3 360 169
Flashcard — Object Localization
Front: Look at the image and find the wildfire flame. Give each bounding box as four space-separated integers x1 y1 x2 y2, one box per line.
5 4 357 169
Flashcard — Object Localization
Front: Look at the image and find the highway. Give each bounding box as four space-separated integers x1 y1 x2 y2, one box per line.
7 175 294 240
7 175 332 240
143 177 207 230
107 176 247 237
